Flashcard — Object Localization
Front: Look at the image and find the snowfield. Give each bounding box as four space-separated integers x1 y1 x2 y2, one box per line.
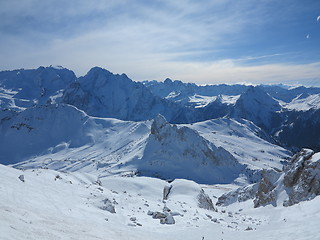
1 164 320 240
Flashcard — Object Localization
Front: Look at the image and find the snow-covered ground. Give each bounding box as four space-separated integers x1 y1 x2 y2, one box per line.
282 94 320 111
1 164 319 240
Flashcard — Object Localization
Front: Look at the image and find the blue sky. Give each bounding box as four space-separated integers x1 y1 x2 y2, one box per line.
0 0 319 86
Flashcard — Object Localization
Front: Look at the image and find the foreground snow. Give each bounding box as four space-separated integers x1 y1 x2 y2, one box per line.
1 164 319 240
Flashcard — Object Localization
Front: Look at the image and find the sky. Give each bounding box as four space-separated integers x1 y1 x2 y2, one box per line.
0 0 320 86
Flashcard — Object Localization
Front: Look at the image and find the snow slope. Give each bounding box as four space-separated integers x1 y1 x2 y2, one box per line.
1 163 320 240
186 117 290 171
283 93 320 111
1 103 290 184
1 104 151 171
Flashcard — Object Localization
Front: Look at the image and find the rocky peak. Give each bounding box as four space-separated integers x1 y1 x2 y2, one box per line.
136 115 244 184
164 78 173 84
150 114 169 136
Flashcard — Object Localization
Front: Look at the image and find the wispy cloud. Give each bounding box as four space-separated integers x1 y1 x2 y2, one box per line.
0 0 319 86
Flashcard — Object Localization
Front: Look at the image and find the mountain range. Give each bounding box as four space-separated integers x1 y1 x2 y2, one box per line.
1 66 320 239
1 66 319 152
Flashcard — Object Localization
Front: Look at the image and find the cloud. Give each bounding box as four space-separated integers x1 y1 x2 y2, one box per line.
0 0 267 52
0 0 319 87
0 0 257 70
138 59 320 86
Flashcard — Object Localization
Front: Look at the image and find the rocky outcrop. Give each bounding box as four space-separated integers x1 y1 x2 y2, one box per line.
147 208 176 225
100 198 116 213
217 149 320 208
216 184 258 206
136 115 244 184
198 189 216 211
163 185 172 201
253 169 280 208
217 169 280 208
283 149 320 206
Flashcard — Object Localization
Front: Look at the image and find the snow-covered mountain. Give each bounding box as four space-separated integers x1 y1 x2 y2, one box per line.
187 117 289 171
0 103 289 184
144 79 320 111
129 114 245 184
0 104 96 164
281 93 320 111
144 79 320 151
1 66 320 239
143 79 248 106
62 67 194 123
1 66 320 151
0 66 76 110
230 86 282 131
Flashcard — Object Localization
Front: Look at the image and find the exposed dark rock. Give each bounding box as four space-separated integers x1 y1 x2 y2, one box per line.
198 189 216 211
18 175 25 182
100 198 116 213
218 149 320 208
253 170 279 208
163 185 172 201
283 149 320 206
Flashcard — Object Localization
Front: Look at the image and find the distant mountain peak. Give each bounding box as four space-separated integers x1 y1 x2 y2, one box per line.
86 66 113 77
164 78 173 84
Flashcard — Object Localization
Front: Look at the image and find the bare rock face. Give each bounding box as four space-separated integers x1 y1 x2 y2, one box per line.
217 184 258 206
218 149 320 208
216 169 280 208
198 189 216 211
283 149 314 188
283 149 320 206
253 170 279 208
150 114 168 137
163 185 172 201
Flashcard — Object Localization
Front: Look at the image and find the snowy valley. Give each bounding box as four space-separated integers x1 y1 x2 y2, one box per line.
1 66 320 239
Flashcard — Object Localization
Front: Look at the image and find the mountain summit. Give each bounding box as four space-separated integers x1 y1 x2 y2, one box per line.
62 67 193 123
